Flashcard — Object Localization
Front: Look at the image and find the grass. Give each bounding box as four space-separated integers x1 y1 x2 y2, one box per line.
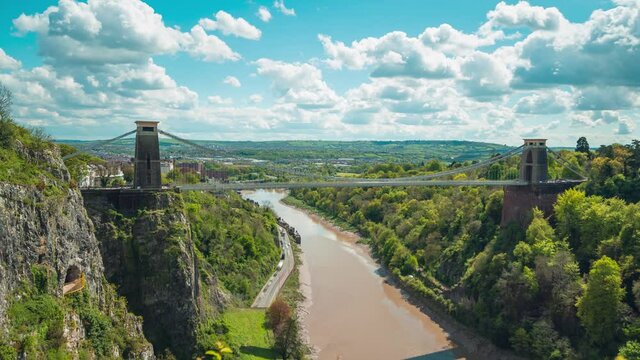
280 243 305 307
224 308 277 360
335 172 359 178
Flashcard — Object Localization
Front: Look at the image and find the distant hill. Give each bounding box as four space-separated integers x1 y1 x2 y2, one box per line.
56 138 514 163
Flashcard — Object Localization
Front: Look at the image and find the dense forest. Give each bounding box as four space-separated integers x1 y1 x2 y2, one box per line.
183 191 281 304
291 138 640 359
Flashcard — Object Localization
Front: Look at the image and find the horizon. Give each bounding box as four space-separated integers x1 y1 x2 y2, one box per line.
1 0 639 146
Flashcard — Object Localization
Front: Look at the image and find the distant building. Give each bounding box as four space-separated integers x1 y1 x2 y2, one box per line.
80 164 124 188
160 160 174 175
202 169 229 181
176 162 204 175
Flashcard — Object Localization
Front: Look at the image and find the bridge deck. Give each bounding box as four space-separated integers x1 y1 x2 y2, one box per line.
179 179 532 191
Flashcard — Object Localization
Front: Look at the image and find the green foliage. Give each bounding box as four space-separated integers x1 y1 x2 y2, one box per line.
577 256 624 345
585 140 640 202
183 191 280 304
0 86 71 192
0 343 17 360
619 341 640 360
4 275 149 359
288 150 640 359
576 137 590 155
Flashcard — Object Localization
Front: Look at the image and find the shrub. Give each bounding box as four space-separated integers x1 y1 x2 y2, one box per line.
0 118 15 149
0 343 17 360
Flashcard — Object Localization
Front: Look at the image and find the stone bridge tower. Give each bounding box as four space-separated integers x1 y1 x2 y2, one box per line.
520 139 548 183
133 121 161 189
501 139 574 226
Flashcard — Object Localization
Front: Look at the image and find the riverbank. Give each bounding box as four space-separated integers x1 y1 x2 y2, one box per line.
243 191 312 358
284 194 521 360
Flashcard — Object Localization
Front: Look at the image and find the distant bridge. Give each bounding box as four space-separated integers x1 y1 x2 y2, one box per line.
64 121 587 190
67 122 587 225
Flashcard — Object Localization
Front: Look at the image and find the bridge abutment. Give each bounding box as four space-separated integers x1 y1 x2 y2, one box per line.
501 183 575 226
81 188 180 215
501 139 577 226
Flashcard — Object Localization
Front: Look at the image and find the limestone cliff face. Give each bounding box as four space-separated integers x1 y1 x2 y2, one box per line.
0 144 103 321
0 142 154 359
0 183 102 320
84 190 226 360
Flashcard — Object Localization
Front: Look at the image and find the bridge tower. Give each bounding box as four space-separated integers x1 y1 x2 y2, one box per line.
133 121 162 189
501 139 573 226
520 139 548 183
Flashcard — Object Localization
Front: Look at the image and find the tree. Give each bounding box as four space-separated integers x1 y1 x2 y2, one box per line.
122 164 134 183
577 256 624 345
526 208 562 258
266 299 305 359
576 137 590 155
0 83 11 121
273 315 305 360
0 84 15 148
266 298 291 334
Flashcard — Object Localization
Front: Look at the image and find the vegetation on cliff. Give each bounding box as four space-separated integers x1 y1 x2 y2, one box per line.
0 266 150 360
290 138 640 359
0 86 67 195
0 86 153 359
183 191 280 305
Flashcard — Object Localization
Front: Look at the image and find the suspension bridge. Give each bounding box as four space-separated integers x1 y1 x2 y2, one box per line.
63 121 587 191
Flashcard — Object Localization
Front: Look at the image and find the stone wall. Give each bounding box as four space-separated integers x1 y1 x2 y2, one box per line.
501 183 577 226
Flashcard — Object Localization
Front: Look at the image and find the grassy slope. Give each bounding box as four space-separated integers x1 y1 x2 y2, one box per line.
224 309 277 360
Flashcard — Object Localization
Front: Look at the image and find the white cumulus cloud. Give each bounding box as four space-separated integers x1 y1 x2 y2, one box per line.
274 0 295 16
257 6 272 23
255 58 338 108
208 95 233 105
0 49 21 70
515 90 573 114
13 0 241 65
223 76 241 87
481 1 567 33
199 10 261 40
249 94 264 103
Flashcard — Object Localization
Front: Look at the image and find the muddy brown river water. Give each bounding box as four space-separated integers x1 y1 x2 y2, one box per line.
244 190 467 360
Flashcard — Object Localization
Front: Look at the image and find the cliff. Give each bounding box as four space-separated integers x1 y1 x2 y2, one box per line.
83 190 226 359
0 139 153 359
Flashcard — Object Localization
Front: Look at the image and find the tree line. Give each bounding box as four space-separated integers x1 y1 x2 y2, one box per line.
291 137 640 359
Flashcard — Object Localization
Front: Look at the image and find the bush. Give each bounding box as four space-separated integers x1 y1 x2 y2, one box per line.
0 118 15 148
79 306 115 356
0 344 17 360
619 341 640 360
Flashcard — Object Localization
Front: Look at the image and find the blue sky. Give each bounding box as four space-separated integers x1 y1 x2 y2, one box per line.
0 0 637 146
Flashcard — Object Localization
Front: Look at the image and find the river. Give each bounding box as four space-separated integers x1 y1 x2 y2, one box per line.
244 190 467 360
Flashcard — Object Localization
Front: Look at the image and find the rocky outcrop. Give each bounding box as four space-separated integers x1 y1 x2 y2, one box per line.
84 190 226 359
0 184 103 323
0 143 153 359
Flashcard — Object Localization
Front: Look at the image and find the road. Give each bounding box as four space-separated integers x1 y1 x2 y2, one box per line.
252 226 295 308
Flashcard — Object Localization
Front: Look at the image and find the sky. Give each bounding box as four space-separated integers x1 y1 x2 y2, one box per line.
0 0 638 146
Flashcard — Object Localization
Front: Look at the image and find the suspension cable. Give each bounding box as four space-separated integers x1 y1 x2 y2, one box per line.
158 130 229 156
546 147 588 180
387 145 525 181
62 130 137 161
